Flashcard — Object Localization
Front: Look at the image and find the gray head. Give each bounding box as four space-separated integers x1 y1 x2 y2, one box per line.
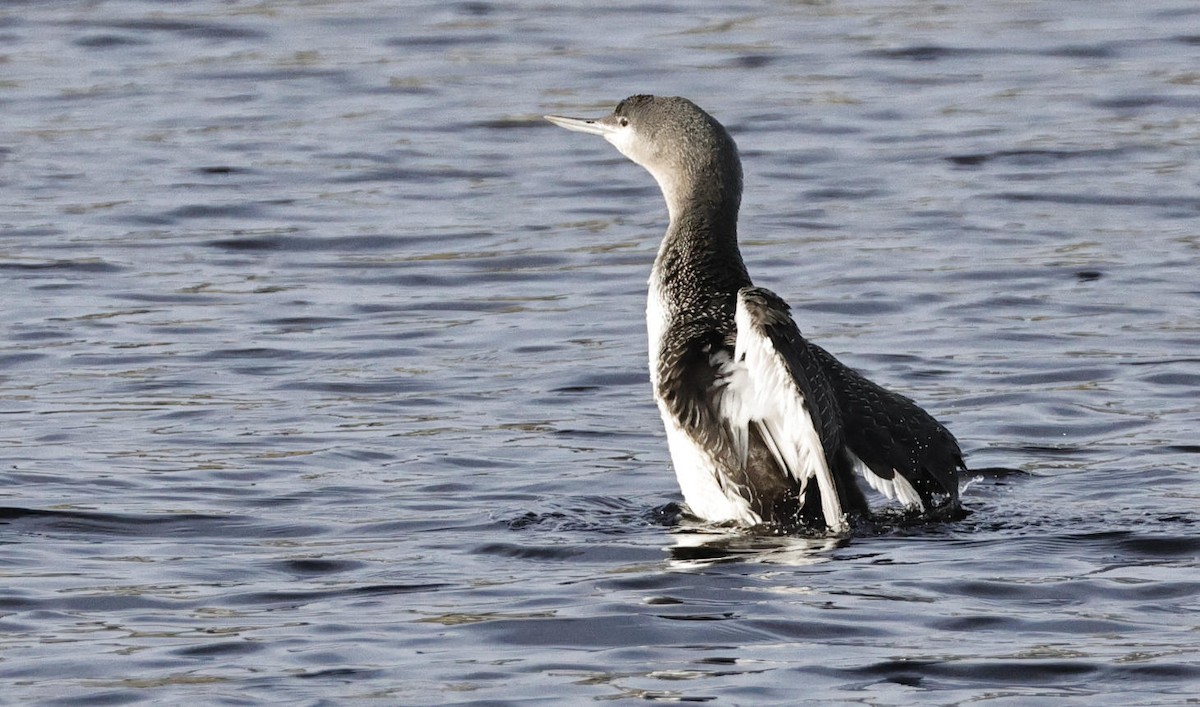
545 95 743 224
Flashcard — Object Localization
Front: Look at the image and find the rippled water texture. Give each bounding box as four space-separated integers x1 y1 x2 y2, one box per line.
2 1 1198 703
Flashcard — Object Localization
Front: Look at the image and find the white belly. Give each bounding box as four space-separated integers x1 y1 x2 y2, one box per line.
657 400 760 525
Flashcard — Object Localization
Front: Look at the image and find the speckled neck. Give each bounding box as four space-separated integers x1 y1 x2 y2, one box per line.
650 148 751 319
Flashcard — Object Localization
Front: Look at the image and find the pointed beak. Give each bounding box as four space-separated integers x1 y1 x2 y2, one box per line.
544 114 618 137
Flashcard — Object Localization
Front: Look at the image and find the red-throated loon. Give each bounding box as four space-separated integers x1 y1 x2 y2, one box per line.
545 95 966 533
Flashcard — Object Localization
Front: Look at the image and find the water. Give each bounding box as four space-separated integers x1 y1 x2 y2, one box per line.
2 0 1197 703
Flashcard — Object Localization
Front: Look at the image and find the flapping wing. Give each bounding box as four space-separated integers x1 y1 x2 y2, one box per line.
806 343 964 511
730 287 862 532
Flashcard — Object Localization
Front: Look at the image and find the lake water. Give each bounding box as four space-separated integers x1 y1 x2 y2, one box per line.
2 1 1198 703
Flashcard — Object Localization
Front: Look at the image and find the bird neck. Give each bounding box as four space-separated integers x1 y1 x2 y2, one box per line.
652 192 751 313
644 138 750 312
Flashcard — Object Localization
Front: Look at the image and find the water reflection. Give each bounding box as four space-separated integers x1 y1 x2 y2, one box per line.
665 526 844 569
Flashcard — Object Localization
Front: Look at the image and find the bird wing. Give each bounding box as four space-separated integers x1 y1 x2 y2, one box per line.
725 287 852 532
654 320 740 474
805 343 964 511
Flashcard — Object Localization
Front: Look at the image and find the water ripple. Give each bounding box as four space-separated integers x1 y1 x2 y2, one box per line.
1 0 1197 704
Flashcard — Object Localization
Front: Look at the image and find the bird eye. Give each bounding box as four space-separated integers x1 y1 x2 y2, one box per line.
618 117 629 127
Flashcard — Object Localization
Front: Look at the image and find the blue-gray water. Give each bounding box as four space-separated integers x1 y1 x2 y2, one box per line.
2 1 1198 704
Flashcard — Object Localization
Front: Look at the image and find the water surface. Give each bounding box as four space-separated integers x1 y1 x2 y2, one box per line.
1 1 1197 703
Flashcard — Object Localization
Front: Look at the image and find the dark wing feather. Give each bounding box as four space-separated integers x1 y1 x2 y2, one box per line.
806 343 964 508
655 319 738 470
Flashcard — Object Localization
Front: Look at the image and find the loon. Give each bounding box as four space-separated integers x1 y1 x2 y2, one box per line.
545 95 966 533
